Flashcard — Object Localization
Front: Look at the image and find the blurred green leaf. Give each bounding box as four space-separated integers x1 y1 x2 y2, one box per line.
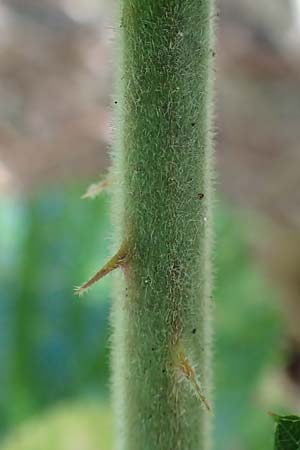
273 415 300 450
0 401 112 450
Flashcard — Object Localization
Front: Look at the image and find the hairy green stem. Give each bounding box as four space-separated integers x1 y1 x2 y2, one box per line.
111 1 215 449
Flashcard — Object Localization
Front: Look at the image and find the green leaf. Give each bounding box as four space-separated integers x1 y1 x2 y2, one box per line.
273 414 300 450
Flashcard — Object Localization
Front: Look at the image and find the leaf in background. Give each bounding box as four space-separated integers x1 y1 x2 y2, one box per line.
273 414 300 450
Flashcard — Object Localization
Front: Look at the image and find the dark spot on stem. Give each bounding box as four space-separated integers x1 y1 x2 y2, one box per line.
192 328 197 334
191 122 196 127
170 260 182 281
197 193 204 200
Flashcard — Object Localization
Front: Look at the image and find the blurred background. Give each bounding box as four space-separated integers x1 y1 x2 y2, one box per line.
0 0 299 449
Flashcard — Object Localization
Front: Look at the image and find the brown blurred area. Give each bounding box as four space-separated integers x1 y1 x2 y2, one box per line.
216 0 300 374
0 0 300 385
0 0 113 193
0 0 298 203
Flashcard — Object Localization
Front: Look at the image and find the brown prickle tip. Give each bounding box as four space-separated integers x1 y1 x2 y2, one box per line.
74 240 129 296
81 175 112 200
177 346 211 413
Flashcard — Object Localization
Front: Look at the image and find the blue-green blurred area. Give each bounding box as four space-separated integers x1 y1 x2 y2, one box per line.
0 185 284 450
0 186 112 432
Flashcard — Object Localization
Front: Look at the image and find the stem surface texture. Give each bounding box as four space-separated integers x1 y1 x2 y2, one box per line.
111 1 215 449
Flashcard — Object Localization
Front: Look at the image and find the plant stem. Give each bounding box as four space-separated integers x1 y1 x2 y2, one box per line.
111 1 215 449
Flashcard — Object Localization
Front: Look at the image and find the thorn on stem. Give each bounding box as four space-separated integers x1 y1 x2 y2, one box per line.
74 241 129 296
177 349 211 412
81 176 112 200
